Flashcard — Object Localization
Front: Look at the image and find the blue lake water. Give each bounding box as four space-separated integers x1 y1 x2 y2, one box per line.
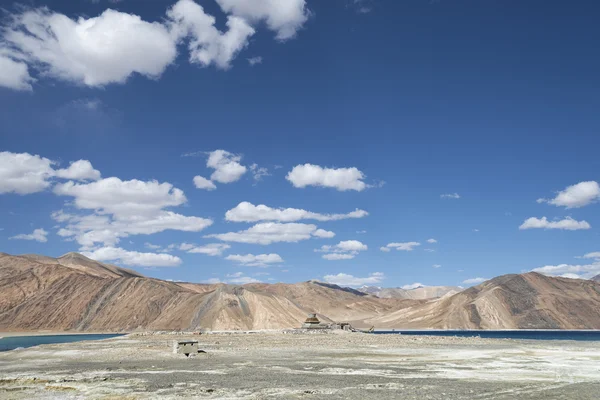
373 330 600 341
0 334 125 352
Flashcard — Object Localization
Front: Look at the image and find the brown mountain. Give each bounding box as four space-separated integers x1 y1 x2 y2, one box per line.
592 274 600 282
367 273 600 329
2 253 600 332
0 252 414 332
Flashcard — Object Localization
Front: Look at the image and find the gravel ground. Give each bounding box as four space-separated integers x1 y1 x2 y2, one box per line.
1 330 599 399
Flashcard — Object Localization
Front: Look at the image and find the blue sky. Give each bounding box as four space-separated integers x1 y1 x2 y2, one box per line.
1 0 600 288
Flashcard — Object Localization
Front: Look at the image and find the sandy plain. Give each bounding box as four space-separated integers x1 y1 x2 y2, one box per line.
1 330 599 399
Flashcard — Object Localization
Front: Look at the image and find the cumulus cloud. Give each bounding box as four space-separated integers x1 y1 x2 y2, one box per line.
10 228 48 243
225 201 368 223
317 240 367 260
168 0 255 69
225 253 283 267
54 160 101 181
379 247 391 252
323 272 384 287
206 222 329 245
193 175 217 191
463 277 487 285
382 242 421 251
51 177 212 248
187 243 231 256
427 238 437 244
0 152 54 194
531 252 600 280
2 6 177 88
441 193 461 199
433 264 442 268
537 181 600 209
226 273 260 284
83 246 182 267
206 150 247 183
286 164 367 191
0 151 101 195
519 216 591 231
312 229 336 238
0 0 310 90
215 0 310 40
0 55 33 91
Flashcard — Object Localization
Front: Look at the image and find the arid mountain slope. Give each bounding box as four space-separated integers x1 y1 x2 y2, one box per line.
2 253 600 331
367 273 600 329
592 274 600 282
0 253 309 331
359 285 462 300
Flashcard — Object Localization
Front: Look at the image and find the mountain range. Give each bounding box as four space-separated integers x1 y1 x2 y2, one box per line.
358 285 461 300
1 252 600 332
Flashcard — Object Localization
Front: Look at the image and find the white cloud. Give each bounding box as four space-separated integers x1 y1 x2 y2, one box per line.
0 152 54 194
312 229 336 238
3 6 177 87
441 193 461 199
52 177 212 248
215 0 309 40
531 252 600 280
225 201 368 223
427 238 437 244
144 242 162 250
187 243 231 256
322 253 355 260
383 242 421 251
1 0 311 89
401 283 425 290
249 163 270 182
317 240 367 260
193 175 217 191
424 248 435 252
202 278 223 284
323 272 384 287
10 228 48 243
206 150 247 183
53 177 187 217
0 54 33 91
83 246 182 267
225 253 283 267
433 264 442 268
537 181 600 209
206 222 329 245
379 247 391 252
463 277 487 285
286 164 367 191
0 152 103 195
227 275 260 284
168 0 255 69
356 230 367 234
519 216 591 231
55 160 101 181
247 56 262 65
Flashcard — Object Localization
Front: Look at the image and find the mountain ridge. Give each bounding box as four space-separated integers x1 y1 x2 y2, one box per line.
2 252 600 332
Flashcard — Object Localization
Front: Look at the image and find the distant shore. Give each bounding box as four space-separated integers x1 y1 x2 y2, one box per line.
0 331 127 338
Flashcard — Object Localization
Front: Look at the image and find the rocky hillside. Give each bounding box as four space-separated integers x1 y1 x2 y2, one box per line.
358 285 462 300
367 273 600 329
0 253 413 332
592 274 600 282
2 252 600 332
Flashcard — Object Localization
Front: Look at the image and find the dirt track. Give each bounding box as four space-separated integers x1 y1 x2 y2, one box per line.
1 331 599 399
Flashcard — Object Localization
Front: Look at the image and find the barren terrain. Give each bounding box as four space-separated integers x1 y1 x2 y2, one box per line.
1 332 600 399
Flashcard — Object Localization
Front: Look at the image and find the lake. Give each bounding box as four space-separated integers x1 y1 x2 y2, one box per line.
373 330 600 341
0 334 125 352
